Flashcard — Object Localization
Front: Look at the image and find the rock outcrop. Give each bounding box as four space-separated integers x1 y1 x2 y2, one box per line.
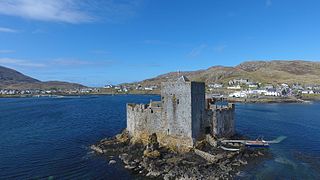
91 131 269 179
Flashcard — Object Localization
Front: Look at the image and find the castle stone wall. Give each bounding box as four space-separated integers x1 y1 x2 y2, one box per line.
127 104 163 137
191 82 206 140
211 103 235 137
126 77 235 151
161 81 193 140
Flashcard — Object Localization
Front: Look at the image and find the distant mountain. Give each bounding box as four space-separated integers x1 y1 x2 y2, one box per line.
0 66 86 89
128 60 320 86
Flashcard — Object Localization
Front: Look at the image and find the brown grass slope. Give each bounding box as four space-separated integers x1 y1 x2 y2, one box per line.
0 66 40 87
132 60 320 86
0 65 86 89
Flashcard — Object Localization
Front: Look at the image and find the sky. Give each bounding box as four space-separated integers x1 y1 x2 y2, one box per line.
1 0 320 86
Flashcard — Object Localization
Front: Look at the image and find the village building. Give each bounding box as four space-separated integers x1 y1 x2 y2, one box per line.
227 85 241 90
264 89 281 96
302 90 314 94
248 83 259 88
228 78 249 85
208 83 223 89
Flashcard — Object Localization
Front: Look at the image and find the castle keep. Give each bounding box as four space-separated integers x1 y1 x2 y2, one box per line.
127 76 235 150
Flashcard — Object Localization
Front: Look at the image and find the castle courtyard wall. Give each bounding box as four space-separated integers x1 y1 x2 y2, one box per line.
127 104 163 137
211 104 235 137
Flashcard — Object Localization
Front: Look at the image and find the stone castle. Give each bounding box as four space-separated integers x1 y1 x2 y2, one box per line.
127 76 235 151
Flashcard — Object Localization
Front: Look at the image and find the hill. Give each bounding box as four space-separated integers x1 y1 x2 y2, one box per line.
0 66 86 89
129 60 320 86
0 66 40 86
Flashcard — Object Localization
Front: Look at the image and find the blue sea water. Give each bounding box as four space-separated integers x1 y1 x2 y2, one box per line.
0 95 320 179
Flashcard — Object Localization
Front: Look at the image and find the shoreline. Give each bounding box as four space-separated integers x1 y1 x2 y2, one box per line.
91 131 270 179
227 97 308 104
2 93 320 104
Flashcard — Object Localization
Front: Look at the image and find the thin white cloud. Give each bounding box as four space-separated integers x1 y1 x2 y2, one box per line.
0 27 18 33
213 45 227 52
90 50 110 55
227 12 236 17
266 0 272 7
128 62 161 68
52 59 93 66
0 58 46 67
143 39 190 47
52 58 114 66
0 0 142 24
0 50 15 54
0 0 93 23
32 28 47 34
188 44 207 58
0 57 115 69
143 40 168 45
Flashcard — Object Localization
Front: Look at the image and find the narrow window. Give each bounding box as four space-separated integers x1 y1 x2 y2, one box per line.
177 99 179 104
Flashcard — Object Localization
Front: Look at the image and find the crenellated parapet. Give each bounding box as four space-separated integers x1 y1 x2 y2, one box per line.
127 102 163 141
209 103 235 111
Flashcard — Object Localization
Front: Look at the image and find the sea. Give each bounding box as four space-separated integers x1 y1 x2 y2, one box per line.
0 95 320 179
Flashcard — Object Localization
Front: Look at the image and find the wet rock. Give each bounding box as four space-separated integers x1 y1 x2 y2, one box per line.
143 149 160 158
115 130 130 143
239 159 248 165
146 170 161 177
142 133 161 158
92 131 270 180
90 145 104 154
124 165 136 170
119 153 130 164
146 133 159 151
227 152 236 158
109 160 116 165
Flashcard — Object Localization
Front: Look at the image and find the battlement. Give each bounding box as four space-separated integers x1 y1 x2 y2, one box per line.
209 103 235 111
127 101 162 112
127 103 148 111
205 102 235 138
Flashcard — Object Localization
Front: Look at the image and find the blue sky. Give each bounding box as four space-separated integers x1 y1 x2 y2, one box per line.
0 0 320 86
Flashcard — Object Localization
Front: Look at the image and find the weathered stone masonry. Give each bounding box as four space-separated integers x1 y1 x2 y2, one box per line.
127 76 235 150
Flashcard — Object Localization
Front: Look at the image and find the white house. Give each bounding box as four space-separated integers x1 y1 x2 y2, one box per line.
249 84 258 88
227 85 241 90
104 85 113 89
302 90 314 94
256 90 268 95
265 91 281 96
144 87 153 91
208 83 223 88
229 91 247 98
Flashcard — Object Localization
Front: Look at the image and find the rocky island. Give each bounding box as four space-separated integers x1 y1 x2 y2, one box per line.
91 76 269 179
92 131 268 179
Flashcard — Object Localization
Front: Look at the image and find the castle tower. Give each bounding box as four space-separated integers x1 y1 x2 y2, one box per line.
161 76 205 145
